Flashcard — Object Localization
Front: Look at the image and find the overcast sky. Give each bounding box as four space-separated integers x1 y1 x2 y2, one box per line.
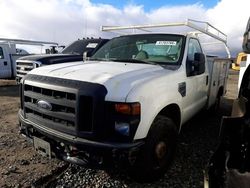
0 0 249 57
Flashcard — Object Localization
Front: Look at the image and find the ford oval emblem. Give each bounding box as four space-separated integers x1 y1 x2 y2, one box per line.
37 100 52 111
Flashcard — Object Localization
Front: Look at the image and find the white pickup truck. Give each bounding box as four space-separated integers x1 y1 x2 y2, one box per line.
0 38 58 79
18 20 231 181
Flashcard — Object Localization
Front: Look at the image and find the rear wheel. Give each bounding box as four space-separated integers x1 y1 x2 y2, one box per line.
214 95 221 111
129 115 178 182
211 89 223 114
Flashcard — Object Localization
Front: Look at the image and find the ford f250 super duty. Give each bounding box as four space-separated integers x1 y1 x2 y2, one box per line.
18 19 231 181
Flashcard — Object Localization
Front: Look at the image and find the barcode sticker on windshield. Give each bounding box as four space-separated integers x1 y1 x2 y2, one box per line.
156 41 177 46
86 43 98 48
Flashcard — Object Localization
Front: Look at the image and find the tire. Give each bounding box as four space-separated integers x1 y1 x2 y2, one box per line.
129 115 178 182
214 95 221 111
210 93 222 114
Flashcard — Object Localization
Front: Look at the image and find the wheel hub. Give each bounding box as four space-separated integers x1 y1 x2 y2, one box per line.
155 141 167 159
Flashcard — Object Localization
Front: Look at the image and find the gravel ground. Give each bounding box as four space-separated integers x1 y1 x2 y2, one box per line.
0 82 66 188
49 70 239 188
49 111 223 188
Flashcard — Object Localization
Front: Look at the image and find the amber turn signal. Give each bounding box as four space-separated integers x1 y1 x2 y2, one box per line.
115 103 140 115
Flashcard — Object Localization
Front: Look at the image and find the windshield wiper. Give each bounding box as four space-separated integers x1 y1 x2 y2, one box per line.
88 57 108 61
88 57 159 65
63 51 80 55
111 58 159 65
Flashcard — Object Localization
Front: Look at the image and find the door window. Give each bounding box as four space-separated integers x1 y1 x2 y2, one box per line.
0 47 4 59
186 38 203 76
187 38 202 61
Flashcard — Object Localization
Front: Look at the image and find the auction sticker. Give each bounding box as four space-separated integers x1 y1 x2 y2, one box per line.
156 41 177 45
86 43 98 48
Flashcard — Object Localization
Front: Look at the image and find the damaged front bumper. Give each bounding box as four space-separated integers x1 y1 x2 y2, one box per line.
18 110 144 169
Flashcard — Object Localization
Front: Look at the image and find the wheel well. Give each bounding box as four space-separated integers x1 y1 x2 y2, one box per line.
158 104 181 131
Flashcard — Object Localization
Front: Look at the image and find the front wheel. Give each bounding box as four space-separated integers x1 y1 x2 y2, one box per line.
129 115 178 182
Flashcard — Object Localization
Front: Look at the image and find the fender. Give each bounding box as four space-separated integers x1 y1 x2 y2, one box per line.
125 69 184 140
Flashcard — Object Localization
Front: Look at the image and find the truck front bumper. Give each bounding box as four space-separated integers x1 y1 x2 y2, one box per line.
18 110 144 168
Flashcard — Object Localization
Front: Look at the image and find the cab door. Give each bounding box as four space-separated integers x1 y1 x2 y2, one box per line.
188 38 208 110
182 38 208 122
0 46 12 78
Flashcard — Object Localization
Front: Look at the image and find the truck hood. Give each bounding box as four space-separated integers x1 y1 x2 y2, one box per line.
28 61 168 101
18 54 82 65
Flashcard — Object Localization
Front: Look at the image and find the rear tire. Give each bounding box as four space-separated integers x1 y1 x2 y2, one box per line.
214 95 221 111
129 115 178 182
210 91 222 114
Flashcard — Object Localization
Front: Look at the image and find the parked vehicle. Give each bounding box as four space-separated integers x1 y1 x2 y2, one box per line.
18 19 231 181
0 38 57 79
207 17 250 188
232 52 246 71
238 54 250 93
15 38 109 83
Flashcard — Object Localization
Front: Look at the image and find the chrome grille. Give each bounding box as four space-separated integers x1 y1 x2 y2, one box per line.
16 60 37 79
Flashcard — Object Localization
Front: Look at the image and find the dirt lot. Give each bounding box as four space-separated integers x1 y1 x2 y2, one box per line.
0 82 66 188
0 69 239 188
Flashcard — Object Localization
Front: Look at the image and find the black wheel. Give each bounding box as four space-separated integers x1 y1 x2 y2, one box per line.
210 92 222 114
214 95 221 111
129 115 178 182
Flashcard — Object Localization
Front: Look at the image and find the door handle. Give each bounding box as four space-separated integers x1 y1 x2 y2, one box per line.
206 76 209 85
4 61 7 66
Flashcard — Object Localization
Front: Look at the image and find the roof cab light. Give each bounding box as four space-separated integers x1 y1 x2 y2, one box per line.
115 103 140 115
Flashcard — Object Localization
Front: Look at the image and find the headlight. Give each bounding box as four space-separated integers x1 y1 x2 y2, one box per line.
111 102 140 138
34 61 42 68
115 122 130 136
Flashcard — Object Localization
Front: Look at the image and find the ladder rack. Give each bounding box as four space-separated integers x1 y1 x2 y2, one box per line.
0 38 58 46
101 19 231 58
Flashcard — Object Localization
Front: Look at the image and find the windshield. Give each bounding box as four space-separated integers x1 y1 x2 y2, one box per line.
92 34 184 65
61 40 99 55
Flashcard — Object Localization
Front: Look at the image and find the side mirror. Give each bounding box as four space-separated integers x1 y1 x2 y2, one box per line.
83 51 91 61
194 53 205 74
50 46 58 54
45 49 50 54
